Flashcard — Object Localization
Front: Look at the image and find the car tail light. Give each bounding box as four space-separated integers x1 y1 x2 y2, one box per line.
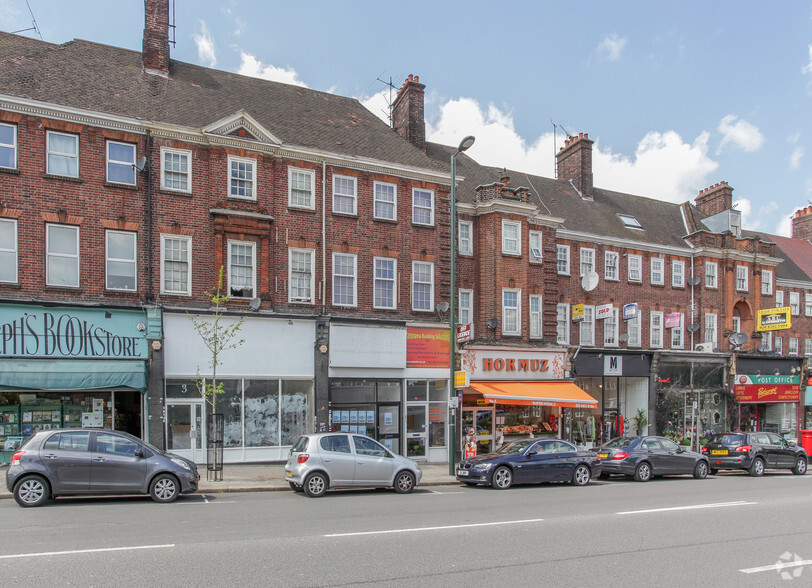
10 451 25 466
297 454 310 463
735 445 751 453
612 451 629 460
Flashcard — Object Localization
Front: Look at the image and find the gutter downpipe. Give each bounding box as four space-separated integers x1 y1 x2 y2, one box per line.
322 161 327 314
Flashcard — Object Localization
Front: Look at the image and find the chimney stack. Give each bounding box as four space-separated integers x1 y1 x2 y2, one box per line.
556 133 593 199
143 0 170 76
695 182 733 216
392 74 426 151
791 206 812 241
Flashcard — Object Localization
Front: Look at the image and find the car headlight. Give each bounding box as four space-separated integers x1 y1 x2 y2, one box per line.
471 463 494 471
171 457 191 470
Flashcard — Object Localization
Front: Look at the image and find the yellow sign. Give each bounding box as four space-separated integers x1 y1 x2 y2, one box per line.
756 306 792 332
454 370 469 388
572 303 584 323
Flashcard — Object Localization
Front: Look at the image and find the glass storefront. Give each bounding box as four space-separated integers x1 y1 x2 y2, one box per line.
574 377 648 446
740 403 798 438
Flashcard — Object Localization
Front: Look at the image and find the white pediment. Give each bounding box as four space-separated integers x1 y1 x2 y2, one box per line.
202 110 280 144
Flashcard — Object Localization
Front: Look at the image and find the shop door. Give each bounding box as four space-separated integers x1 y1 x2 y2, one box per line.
166 402 203 462
406 405 427 459
462 408 494 455
377 404 401 454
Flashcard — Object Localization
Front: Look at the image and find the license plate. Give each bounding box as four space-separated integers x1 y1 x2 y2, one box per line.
711 449 728 455
598 453 609 459
457 470 469 476
285 471 293 477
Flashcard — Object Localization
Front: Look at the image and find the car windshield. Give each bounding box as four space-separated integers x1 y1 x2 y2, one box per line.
710 434 746 445
603 437 637 448
495 440 536 454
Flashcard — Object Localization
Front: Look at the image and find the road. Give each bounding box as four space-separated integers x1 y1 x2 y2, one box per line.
1 471 811 587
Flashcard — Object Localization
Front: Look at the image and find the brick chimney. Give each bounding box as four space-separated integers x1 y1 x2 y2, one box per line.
792 206 812 241
392 74 426 151
143 0 170 76
556 133 593 200
695 182 733 216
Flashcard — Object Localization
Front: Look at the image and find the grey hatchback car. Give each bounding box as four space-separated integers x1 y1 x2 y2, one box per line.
6 429 199 507
285 433 422 497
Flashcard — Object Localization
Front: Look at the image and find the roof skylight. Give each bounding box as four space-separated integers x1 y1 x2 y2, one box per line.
618 214 643 229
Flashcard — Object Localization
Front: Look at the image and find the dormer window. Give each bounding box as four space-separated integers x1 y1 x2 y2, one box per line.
618 214 642 229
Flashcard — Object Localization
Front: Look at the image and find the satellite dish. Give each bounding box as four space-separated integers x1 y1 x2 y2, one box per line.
757 345 770 353
687 277 701 286
581 271 599 292
618 334 629 342
728 332 749 346
435 301 450 313
486 318 498 329
686 323 700 333
248 297 261 311
135 156 148 171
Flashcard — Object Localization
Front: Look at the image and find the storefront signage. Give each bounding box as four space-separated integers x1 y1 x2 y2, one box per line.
572 304 584 323
595 304 613 320
734 374 800 403
604 355 623 376
623 303 638 320
459 347 566 381
456 323 472 343
0 304 148 359
665 313 681 329
756 307 792 332
454 370 469 388
406 328 450 369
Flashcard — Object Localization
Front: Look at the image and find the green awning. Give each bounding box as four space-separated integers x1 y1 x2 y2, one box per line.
0 359 147 391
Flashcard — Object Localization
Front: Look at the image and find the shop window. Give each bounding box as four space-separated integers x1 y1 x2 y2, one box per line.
281 380 310 445
244 379 279 447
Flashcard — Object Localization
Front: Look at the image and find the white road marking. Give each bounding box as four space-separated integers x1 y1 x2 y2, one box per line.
324 518 544 537
0 544 175 560
741 560 812 574
617 500 756 515
423 490 465 495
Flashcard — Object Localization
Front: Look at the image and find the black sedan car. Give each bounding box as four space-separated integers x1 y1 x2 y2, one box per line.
596 436 709 482
456 438 601 489
702 432 807 476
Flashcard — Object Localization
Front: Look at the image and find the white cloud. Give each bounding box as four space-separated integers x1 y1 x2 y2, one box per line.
735 199 778 232
193 21 217 68
597 33 628 61
717 114 764 154
802 44 812 76
360 89 392 125
790 147 804 170
236 52 307 87
776 214 793 237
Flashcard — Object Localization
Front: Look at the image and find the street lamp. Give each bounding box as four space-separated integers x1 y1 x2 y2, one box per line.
449 135 475 475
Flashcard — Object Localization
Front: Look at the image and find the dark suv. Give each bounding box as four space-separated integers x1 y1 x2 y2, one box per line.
702 432 807 476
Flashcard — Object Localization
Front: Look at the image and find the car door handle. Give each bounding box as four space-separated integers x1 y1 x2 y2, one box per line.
43 454 58 459
94 457 107 462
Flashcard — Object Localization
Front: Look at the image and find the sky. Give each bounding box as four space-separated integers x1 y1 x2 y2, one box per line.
3 0 812 236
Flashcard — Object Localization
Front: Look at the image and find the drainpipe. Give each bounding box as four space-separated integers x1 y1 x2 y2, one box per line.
321 160 327 314
146 130 154 302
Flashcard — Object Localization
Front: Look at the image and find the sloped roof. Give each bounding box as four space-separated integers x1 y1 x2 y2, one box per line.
745 230 812 282
0 32 444 173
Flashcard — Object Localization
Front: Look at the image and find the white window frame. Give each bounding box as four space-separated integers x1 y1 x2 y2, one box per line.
160 234 192 296
704 313 717 347
732 316 741 334
412 188 434 226
529 230 543 263
804 338 812 356
0 218 18 283
105 140 136 186
228 155 257 201
761 269 773 295
672 260 685 288
289 248 316 304
227 240 256 299
556 244 570 275
105 230 137 291
556 303 570 345
705 261 718 289
671 313 684 349
332 174 357 215
332 252 358 307
789 291 800 315
650 311 664 348
502 220 521 255
789 337 799 356
762 331 772 351
46 223 80 287
160 146 192 193
502 288 521 335
0 122 17 169
373 181 397 221
806 292 812 316
605 251 619 281
529 294 543 339
775 336 783 355
412 261 434 312
628 254 642 283
736 265 749 292
458 221 473 255
46 130 79 178
580 247 595 277
776 290 784 308
651 258 664 286
627 313 641 347
604 307 619 347
288 167 315 209
579 305 595 346
373 256 397 310
459 289 474 338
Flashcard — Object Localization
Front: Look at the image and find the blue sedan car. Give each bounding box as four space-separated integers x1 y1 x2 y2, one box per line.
456 438 602 489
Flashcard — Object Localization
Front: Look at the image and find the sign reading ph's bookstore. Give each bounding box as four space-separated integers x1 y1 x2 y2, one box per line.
756 307 791 332
734 374 800 403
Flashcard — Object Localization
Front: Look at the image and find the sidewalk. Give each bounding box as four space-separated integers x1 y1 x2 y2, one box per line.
0 462 460 498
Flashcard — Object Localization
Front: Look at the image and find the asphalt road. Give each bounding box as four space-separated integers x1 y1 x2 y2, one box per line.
1 471 811 587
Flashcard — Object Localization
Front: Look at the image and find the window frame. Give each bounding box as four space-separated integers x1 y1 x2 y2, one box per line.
458 220 473 255
775 336 783 355
373 256 397 310
160 234 192 296
0 122 17 169
556 244 570 275
502 288 521 336
627 254 642 283
805 293 812 317
789 291 800 315
650 311 664 348
651 257 664 286
604 307 619 347
580 247 595 277
529 294 543 339
459 289 474 338
412 187 435 226
556 303 570 345
46 223 80 287
761 269 773 295
411 260 434 312
704 313 718 347
736 265 749 292
106 140 136 186
605 251 619 281
0 218 18 283
529 230 543 263
373 181 397 221
46 130 79 178
804 337 812 356
289 248 316 304
332 174 358 215
332 252 358 307
776 290 784 308
501 220 521 255
160 146 192 193
672 260 685 288
705 261 718 289
105 230 137 291
627 313 641 347
288 166 316 209
788 337 799 356
671 313 684 349
579 305 595 346
227 155 257 201
227 239 256 299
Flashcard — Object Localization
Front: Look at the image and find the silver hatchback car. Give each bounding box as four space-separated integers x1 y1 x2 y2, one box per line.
285 433 422 497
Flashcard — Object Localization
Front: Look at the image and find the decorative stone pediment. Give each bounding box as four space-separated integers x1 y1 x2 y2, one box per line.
202 110 280 144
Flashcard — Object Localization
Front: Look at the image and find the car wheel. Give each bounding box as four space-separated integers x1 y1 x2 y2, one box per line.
693 461 708 479
709 468 718 476
572 465 591 486
792 457 807 476
748 457 765 477
288 482 301 491
634 462 652 482
13 475 50 507
491 466 513 489
303 472 328 497
394 471 416 494
150 474 180 503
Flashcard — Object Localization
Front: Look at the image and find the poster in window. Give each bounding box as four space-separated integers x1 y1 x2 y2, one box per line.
22 412 32 423
366 411 375 425
350 411 358 424
340 425 349 432
340 410 349 424
92 399 104 413
382 438 393 451
384 412 393 426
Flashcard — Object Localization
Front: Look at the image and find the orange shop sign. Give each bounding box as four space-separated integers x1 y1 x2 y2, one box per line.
405 327 449 369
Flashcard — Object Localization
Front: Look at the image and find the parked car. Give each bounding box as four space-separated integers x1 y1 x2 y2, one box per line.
284 433 422 497
456 438 601 489
6 429 199 507
596 436 709 482
702 432 807 476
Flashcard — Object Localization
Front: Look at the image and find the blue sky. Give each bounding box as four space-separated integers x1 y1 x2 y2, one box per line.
4 0 812 236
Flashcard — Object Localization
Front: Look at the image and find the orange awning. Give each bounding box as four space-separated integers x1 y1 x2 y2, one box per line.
469 381 598 408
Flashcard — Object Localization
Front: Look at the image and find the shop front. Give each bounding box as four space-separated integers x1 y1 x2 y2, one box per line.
734 357 803 442
0 303 153 460
458 345 597 455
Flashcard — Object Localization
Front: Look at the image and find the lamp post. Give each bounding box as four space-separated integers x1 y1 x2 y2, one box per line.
449 135 475 475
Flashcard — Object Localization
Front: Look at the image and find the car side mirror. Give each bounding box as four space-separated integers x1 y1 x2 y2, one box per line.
526 449 537 457
676 447 685 453
134 448 145 458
